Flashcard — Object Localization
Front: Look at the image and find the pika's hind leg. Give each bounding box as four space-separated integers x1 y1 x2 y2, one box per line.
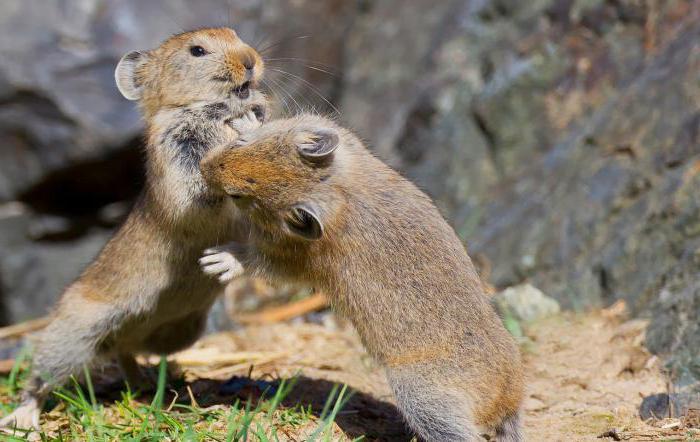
495 411 522 442
386 367 481 442
0 297 122 431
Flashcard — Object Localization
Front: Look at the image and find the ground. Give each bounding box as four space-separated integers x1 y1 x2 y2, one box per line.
0 306 696 441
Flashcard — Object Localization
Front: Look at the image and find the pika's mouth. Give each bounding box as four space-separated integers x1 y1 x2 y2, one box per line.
232 81 251 99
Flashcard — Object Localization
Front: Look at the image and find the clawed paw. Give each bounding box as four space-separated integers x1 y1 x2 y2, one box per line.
230 110 262 143
200 248 244 283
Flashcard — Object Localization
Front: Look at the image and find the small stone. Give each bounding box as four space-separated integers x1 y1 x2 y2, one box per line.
639 393 681 421
597 428 621 441
493 284 561 322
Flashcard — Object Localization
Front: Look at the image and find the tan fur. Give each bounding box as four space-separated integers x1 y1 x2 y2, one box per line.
132 28 263 120
200 115 525 441
0 28 266 432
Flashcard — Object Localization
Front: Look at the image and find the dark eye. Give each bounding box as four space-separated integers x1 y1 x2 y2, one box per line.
189 46 207 57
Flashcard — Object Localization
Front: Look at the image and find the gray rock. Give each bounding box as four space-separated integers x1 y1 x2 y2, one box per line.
334 0 700 393
0 210 111 322
639 391 700 421
493 284 561 322
639 393 680 421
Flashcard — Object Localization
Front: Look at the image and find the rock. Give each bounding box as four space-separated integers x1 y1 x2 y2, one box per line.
597 428 622 441
493 283 561 322
639 393 669 420
639 393 687 421
336 0 700 393
0 210 112 322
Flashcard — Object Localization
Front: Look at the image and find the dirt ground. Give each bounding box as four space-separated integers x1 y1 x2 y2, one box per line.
159 305 697 441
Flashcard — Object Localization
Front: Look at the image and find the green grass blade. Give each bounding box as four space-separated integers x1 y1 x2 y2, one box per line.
82 365 97 410
150 356 168 410
8 346 30 396
309 384 353 442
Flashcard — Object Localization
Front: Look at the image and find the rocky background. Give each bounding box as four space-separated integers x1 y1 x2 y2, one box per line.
0 0 698 399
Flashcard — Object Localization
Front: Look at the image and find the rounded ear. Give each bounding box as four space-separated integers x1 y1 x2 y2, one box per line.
285 204 323 240
115 51 149 100
297 128 339 163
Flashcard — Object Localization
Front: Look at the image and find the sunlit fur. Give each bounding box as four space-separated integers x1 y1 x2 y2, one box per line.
0 28 267 432
201 114 525 441
133 28 264 119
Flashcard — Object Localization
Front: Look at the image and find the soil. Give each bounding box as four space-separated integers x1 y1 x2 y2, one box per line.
161 307 697 441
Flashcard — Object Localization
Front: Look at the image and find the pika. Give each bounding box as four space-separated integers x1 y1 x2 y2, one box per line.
0 28 266 431
199 114 525 441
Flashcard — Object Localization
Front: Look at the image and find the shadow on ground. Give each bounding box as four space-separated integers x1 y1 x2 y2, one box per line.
94 374 413 441
202 376 412 441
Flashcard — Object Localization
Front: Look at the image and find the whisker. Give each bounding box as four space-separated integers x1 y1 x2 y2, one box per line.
269 68 339 115
266 61 337 77
258 35 311 55
252 31 274 53
268 75 304 116
259 77 286 116
264 58 338 76
266 75 303 116
261 78 291 117
273 75 318 115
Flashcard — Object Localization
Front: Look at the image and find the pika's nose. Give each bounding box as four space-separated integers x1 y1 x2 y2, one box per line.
243 58 255 72
242 56 256 79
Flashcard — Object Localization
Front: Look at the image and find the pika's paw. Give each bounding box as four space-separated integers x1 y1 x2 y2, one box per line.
230 110 263 142
200 247 244 283
0 398 41 437
229 107 265 147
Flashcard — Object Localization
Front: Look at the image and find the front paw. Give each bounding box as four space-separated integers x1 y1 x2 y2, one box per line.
200 247 244 283
229 110 263 144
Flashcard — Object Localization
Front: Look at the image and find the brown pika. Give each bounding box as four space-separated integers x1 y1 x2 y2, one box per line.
199 114 525 442
0 28 266 432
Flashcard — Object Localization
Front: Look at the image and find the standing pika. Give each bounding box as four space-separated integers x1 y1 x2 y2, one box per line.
1 28 266 431
199 114 525 441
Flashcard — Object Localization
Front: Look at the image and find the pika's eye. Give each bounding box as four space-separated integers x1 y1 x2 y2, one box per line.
189 46 208 57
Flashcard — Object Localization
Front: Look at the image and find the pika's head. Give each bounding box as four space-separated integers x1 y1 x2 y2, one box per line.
200 119 342 241
115 28 264 114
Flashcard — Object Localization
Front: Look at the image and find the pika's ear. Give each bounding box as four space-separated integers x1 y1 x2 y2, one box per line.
296 128 339 163
115 51 150 100
285 204 323 240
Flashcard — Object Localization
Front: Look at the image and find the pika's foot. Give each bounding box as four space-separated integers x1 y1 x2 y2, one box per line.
200 246 244 283
0 398 41 438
